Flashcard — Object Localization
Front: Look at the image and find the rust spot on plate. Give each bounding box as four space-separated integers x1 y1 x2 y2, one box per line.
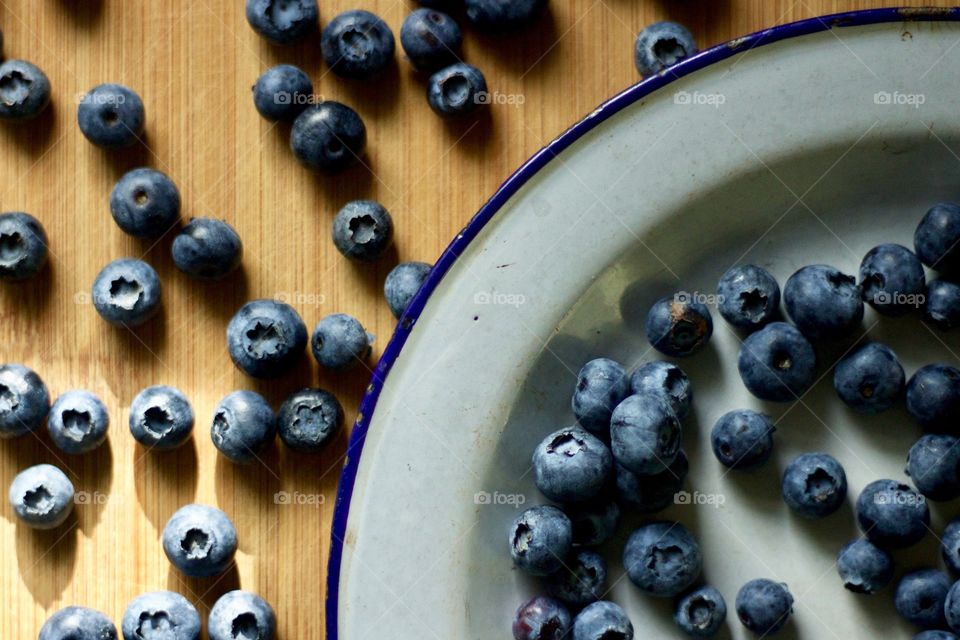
898 7 957 18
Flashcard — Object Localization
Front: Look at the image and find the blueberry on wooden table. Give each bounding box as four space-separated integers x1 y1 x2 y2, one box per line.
635 21 698 77
128 385 194 451
321 10 395 78
91 258 162 327
332 199 394 262
39 606 117 640
464 0 548 34
311 313 374 371
245 0 318 45
162 503 238 577
121 591 201 640
427 62 488 117
226 299 307 378
47 389 109 455
78 84 145 149
290 101 367 173
252 64 313 121
400 8 462 71
210 390 277 464
208 590 276 640
8 463 74 529
277 387 343 453
384 261 431 319
0 211 48 280
0 363 49 438
0 59 51 120
171 217 243 280
110 168 181 238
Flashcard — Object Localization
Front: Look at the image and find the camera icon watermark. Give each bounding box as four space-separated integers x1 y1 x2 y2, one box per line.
874 91 925 109
74 491 109 506
674 290 724 305
274 491 325 508
474 491 526 508
473 291 527 307
273 91 324 107
870 290 925 308
674 90 726 109
74 91 127 106
474 91 525 107
675 490 725 508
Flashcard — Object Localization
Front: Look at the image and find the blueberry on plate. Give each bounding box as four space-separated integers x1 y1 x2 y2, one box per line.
128 385 194 450
856 479 929 548
277 387 343 453
311 313 374 371
907 434 960 501
623 521 701 597
253 64 313 121
47 389 109 455
121 591 201 640
635 21 698 77
946 581 960 633
547 549 606 607
674 585 727 637
836 538 893 594
226 299 307 378
110 168 180 238
0 59 51 120
512 595 571 640
615 450 688 513
610 394 681 475
78 84 145 149
942 519 960 574
427 63 488 117
629 360 692 421
571 601 633 640
710 409 775 471
565 499 619 547
384 261 431 319
211 390 277 464
735 579 793 636
322 10 395 78
859 243 926 315
245 0 318 45
906 364 960 431
716 264 781 331
8 463 74 529
91 258 162 327
162 503 238 577
833 342 904 414
332 200 394 262
400 8 462 71
781 452 846 519
532 426 612 503
571 358 630 433
0 363 49 438
916 203 960 274
0 211 48 280
894 568 950 629
783 264 863 341
645 294 713 357
737 322 816 402
208 590 276 640
925 279 960 329
172 218 243 279
290 102 367 173
39 607 117 640
464 0 547 34
509 505 573 576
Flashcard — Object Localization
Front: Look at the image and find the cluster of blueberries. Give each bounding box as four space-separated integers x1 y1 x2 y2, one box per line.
511 203 960 640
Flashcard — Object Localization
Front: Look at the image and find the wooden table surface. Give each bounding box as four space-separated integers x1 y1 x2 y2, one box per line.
0 0 954 637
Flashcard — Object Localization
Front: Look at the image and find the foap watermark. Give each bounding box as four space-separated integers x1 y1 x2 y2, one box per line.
674 290 724 306
73 291 113 306
870 291 925 308
474 291 526 307
675 490 725 508
474 491 526 508
274 491 325 508
273 91 324 107
475 91 525 107
874 91 925 109
875 492 925 507
274 291 326 307
75 491 109 506
74 91 127 106
674 90 726 109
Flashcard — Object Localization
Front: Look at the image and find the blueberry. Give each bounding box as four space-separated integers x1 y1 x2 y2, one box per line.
39 607 117 640
277 387 343 453
128 385 194 451
464 0 547 33
615 450 688 513
734 579 793 636
384 261 431 319
332 200 394 262
916 203 960 274
0 59 51 120
571 601 633 640
836 538 894 594
856 479 929 548
162 503 238 577
907 364 960 431
47 390 109 454
311 313 374 371
623 521 702 597
737 322 816 402
226 299 307 378
833 342 905 414
783 264 863 340
925 279 960 329
565 499 619 547
674 585 727 637
634 21 698 77
78 84 145 149
710 409 775 471
895 569 950 629
859 243 926 315
400 9 462 71
8 464 74 529
947 581 960 633
645 294 713 357
532 426 612 503
942 519 960 574
509 505 573 576
572 358 630 433
547 549 606 607
610 394 681 475
427 63 488 117
906 434 960 501
512 595 571 640
716 264 781 331
91 258 162 327
321 10 395 78
0 212 48 280
290 102 366 173
245 0 318 45
172 218 243 279
252 64 313 121
0 363 49 438
781 452 847 518
121 591 201 640
208 590 276 640
110 168 181 238
628 361 692 421
211 390 277 464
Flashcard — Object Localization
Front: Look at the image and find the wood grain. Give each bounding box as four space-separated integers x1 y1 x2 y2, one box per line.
0 0 953 637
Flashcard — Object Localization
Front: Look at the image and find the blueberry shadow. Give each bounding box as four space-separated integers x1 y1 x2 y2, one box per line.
53 0 105 25
110 302 169 365
440 105 494 157
185 266 251 322
306 157 375 211
15 513 78 607
73 438 113 533
166 562 240 616
2 101 57 156
348 243 398 300
468 6 559 77
104 133 154 179
133 438 199 531
214 441 282 553
338 60 402 111
250 352 315 408
0 263 53 319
